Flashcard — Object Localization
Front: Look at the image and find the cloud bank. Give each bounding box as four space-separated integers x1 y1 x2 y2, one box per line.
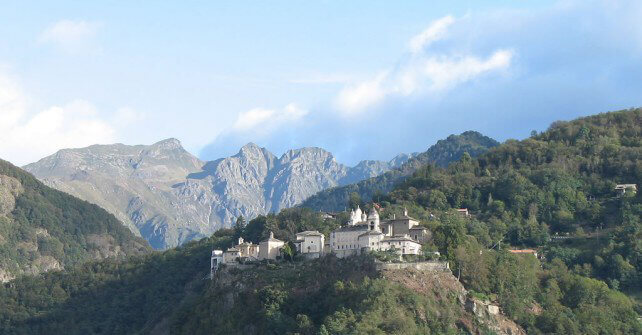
0 71 141 166
201 103 308 158
201 1 642 165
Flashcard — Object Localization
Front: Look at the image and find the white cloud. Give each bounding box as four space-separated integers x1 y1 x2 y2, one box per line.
233 103 307 134
409 15 455 53
0 72 129 166
421 49 513 91
336 72 388 115
38 20 101 52
234 108 275 131
335 15 513 116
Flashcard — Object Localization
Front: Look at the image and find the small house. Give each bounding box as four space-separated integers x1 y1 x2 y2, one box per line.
614 184 637 197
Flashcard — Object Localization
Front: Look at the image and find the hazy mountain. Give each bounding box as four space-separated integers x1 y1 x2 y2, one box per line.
0 159 150 282
24 141 406 249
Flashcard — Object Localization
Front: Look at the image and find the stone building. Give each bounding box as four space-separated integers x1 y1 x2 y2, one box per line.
380 208 431 243
294 231 324 258
259 231 284 260
236 237 259 260
223 247 241 264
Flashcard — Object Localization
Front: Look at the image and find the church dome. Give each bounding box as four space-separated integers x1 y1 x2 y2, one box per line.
367 207 379 219
354 206 362 219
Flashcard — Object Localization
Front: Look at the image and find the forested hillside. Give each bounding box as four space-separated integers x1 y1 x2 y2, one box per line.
0 159 150 282
0 226 525 335
1 206 639 334
300 131 499 212
378 108 641 291
0 109 640 334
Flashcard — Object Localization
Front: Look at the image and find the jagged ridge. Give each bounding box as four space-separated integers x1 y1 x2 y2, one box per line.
24 141 409 249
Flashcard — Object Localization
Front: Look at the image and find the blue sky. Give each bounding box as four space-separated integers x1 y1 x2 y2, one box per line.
1 0 640 166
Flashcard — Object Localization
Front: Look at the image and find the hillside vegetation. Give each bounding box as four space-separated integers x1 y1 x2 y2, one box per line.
0 159 150 282
1 212 639 334
379 109 641 291
0 109 640 334
0 232 523 335
301 131 499 212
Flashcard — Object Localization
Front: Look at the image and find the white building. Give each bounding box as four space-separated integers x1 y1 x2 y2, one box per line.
259 231 285 260
294 231 325 258
330 207 423 258
211 250 224 276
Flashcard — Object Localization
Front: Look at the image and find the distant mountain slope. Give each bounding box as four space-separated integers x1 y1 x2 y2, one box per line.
24 139 207 250
25 141 408 249
300 131 499 212
0 159 150 282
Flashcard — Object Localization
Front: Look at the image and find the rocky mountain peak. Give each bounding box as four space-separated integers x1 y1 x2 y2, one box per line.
388 153 417 168
151 138 184 151
24 140 412 249
279 147 335 165
236 142 274 161
238 142 262 153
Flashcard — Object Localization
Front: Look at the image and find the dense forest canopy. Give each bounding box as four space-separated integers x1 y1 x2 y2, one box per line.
379 109 641 291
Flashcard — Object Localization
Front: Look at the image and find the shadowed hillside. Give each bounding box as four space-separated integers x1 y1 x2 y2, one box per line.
0 159 150 282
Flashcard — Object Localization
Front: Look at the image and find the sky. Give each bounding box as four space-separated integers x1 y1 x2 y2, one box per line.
1 0 641 166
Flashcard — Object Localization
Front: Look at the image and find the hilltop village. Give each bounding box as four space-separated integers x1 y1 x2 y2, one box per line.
211 206 432 274
210 180 638 274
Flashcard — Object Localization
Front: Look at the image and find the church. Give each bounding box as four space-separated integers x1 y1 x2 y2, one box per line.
212 206 430 276
329 206 426 258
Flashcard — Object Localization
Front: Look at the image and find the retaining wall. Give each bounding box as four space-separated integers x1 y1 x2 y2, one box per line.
376 261 450 272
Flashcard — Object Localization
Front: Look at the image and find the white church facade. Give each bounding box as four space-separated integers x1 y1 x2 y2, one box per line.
329 206 425 258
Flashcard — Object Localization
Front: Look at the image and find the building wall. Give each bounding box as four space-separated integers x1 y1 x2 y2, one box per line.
223 251 240 264
330 230 366 252
389 219 417 236
359 233 383 249
238 244 259 259
259 241 284 260
375 261 450 272
211 254 223 270
409 228 431 243
380 240 422 255
300 235 324 253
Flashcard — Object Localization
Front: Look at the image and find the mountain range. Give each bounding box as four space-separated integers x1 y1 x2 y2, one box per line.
24 141 415 249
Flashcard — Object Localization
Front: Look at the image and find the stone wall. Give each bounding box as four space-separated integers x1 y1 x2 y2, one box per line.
375 261 450 272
